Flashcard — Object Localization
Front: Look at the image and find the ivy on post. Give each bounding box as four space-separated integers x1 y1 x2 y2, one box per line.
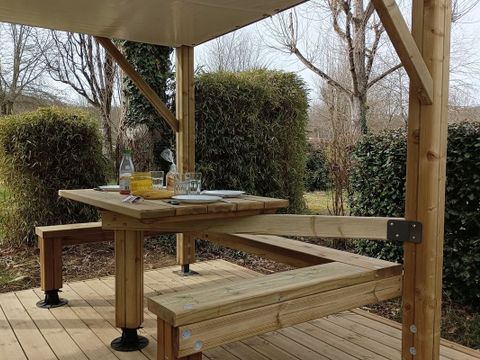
118 41 175 172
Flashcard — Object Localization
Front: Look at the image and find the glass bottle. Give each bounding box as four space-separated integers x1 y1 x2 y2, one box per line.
119 149 134 195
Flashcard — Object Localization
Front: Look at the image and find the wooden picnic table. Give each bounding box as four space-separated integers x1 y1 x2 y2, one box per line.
59 189 288 351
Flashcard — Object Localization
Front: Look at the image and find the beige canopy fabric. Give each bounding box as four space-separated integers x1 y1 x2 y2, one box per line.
0 0 305 46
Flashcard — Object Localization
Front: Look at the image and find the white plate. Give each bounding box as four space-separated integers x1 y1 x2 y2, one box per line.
99 185 121 192
172 194 222 203
201 190 245 198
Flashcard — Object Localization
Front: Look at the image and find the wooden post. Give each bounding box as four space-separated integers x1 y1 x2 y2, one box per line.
38 236 63 292
157 319 201 359
402 0 451 359
115 230 144 329
175 46 196 271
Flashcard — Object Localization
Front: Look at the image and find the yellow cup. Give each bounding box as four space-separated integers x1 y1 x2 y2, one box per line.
130 172 153 194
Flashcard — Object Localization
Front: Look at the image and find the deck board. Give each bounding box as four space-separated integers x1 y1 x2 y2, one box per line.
0 260 478 360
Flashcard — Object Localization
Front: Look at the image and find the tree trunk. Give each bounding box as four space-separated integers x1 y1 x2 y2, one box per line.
100 109 113 157
350 94 368 135
1 100 14 115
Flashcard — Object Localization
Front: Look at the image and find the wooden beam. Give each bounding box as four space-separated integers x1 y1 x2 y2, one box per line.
372 0 433 105
115 230 144 329
176 276 402 357
95 37 179 132
102 213 400 240
38 236 62 291
402 0 451 359
175 46 196 267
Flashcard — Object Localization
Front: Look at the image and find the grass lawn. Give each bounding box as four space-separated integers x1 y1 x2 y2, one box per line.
303 191 332 215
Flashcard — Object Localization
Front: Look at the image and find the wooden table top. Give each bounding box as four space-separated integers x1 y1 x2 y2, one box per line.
59 189 288 220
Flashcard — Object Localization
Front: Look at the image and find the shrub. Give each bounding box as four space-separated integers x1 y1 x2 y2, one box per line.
195 70 308 213
305 143 330 192
350 122 480 305
0 107 107 245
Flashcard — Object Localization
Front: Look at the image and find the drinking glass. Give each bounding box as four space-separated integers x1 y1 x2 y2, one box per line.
186 172 202 194
150 171 164 189
174 173 189 195
130 172 153 193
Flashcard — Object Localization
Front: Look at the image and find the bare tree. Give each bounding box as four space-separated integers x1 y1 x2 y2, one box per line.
0 24 52 115
200 30 269 72
268 1 403 135
46 32 117 158
452 0 480 22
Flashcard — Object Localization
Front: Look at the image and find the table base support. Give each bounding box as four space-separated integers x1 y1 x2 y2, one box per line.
176 264 198 276
111 328 149 352
36 290 68 309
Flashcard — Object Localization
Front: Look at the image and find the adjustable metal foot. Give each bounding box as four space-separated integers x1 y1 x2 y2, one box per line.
111 328 149 352
175 264 198 277
36 290 68 309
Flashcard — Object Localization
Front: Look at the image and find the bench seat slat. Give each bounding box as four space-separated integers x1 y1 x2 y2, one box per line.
176 275 402 357
35 222 104 238
198 232 402 276
148 262 387 327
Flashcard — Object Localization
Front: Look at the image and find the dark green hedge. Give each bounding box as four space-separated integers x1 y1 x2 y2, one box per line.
305 143 330 191
195 70 308 213
0 107 107 244
350 122 480 305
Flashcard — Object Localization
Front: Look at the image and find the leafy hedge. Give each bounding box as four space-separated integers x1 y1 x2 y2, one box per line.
350 122 480 305
195 70 308 213
0 107 107 244
305 143 330 191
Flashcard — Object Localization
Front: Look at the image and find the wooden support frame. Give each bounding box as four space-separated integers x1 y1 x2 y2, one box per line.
371 0 433 105
175 45 196 267
102 212 401 240
115 230 144 329
36 223 113 292
402 0 452 359
95 37 179 132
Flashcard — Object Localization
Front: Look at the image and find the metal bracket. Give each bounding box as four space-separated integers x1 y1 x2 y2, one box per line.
387 220 422 243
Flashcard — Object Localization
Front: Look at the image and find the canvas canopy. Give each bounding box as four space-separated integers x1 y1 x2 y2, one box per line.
0 0 305 46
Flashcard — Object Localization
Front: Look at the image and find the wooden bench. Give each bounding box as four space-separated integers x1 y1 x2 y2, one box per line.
148 258 402 359
36 222 401 308
36 222 114 307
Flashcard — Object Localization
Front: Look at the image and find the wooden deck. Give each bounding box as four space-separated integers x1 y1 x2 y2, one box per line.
1 260 478 360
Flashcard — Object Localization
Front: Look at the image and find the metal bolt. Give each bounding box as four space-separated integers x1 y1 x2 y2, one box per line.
390 222 394 226
194 340 203 351
182 329 191 339
412 236 416 240
410 347 417 356
395 233 400 238
412 224 416 228
410 324 417 333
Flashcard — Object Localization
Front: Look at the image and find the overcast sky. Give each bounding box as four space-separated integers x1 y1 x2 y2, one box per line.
195 1 480 106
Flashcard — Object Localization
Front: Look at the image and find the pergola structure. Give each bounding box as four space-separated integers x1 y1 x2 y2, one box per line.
0 0 452 359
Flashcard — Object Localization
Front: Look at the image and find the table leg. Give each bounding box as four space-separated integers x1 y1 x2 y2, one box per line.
111 230 148 351
176 233 196 275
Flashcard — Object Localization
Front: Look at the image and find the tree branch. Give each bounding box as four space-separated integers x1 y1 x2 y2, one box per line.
291 47 352 95
365 22 383 81
367 63 403 88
